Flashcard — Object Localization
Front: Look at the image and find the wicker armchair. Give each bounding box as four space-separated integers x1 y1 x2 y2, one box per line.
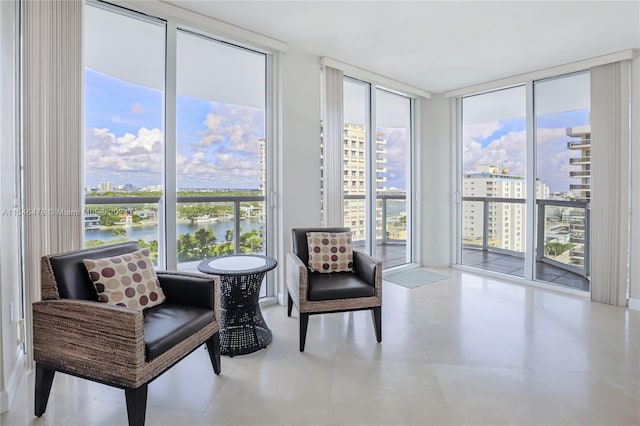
32 241 221 426
286 227 382 351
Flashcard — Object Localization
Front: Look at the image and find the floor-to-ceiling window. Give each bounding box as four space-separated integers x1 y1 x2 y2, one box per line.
342 78 413 268
84 2 272 296
343 78 370 247
534 72 590 290
175 31 266 270
460 86 527 278
458 73 591 291
375 88 411 268
84 4 165 264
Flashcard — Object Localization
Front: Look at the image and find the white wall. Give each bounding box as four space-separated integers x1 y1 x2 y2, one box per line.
629 52 640 311
0 0 25 413
420 94 453 268
277 48 322 302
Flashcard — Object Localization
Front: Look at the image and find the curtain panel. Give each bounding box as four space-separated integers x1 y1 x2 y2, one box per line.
321 66 344 226
590 60 632 307
22 0 84 361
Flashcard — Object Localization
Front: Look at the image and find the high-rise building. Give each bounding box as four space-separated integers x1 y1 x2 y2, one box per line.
98 181 114 192
463 165 549 252
343 124 387 241
567 125 591 201
566 125 591 265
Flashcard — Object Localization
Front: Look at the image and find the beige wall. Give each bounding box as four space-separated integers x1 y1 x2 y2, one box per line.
420 94 453 268
278 48 323 302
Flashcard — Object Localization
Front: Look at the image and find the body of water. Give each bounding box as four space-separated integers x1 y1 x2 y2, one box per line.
85 218 263 243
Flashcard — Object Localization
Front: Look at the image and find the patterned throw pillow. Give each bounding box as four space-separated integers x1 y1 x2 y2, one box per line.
306 231 354 273
83 249 165 310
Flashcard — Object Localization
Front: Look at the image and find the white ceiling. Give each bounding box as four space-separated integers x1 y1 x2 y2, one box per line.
164 1 640 94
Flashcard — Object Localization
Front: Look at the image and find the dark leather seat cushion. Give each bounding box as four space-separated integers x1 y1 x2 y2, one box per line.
144 303 214 360
307 272 375 301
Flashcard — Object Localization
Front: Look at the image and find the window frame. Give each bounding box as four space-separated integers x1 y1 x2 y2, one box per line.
84 0 281 299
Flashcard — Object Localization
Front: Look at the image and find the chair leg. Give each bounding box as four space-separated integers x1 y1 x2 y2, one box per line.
299 313 309 352
125 384 148 426
205 332 222 375
34 363 55 417
287 293 293 317
371 307 382 343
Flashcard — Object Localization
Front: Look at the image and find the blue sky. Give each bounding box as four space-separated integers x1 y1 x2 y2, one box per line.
85 69 264 190
463 109 590 193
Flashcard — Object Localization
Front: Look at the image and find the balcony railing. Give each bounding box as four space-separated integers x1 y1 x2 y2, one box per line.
569 170 591 178
462 196 590 278
569 184 591 190
567 140 591 149
569 157 591 164
86 194 264 255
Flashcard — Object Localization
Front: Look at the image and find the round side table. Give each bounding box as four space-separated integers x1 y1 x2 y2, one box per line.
197 254 277 356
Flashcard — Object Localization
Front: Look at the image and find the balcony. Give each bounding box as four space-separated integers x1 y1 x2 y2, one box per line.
569 184 591 190
345 192 408 269
462 248 589 291
461 196 590 292
569 170 590 178
567 140 591 149
569 157 591 165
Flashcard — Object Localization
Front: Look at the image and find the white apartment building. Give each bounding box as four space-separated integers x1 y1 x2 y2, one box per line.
98 181 114 192
567 125 591 201
463 165 549 252
343 124 386 242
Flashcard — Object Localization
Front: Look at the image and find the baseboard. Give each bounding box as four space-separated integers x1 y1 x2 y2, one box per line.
0 350 26 413
629 298 640 311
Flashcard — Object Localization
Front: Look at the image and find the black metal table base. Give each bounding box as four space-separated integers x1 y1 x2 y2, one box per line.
218 273 273 356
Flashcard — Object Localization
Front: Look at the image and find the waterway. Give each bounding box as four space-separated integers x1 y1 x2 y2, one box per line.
85 218 263 243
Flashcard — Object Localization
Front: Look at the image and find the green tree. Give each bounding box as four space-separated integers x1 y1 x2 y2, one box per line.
111 227 126 237
545 242 574 257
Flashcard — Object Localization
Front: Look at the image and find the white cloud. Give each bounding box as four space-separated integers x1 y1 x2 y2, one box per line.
462 122 579 192
179 102 265 188
85 127 163 177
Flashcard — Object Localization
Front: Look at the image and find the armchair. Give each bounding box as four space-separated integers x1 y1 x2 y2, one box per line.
286 227 382 351
32 241 221 426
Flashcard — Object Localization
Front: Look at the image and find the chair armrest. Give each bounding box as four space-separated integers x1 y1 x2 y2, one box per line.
286 252 307 305
353 250 382 289
157 271 218 312
32 299 145 378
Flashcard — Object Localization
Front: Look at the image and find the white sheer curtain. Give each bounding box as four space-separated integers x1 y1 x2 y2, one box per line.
22 0 83 362
590 60 631 307
322 66 344 226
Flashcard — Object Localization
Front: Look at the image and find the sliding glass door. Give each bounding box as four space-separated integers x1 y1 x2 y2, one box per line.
342 78 412 268
460 86 527 278
459 72 591 291
533 72 590 291
375 89 411 268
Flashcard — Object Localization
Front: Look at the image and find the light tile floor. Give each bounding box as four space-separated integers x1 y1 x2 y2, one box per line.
2 269 639 425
